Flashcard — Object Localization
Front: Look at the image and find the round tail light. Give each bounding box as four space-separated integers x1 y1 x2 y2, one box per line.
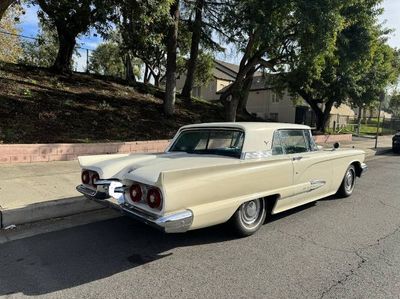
147 188 162 209
81 170 90 184
129 184 142 202
91 172 100 186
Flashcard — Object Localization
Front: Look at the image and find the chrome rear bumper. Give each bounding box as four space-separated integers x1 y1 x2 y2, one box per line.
76 184 193 233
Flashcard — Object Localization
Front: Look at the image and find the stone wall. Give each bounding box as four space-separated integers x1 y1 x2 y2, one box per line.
0 140 170 164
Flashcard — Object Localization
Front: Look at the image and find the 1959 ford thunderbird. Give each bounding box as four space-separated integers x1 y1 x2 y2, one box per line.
76 122 367 236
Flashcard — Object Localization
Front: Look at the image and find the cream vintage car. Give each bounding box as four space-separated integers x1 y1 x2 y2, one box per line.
76 122 367 236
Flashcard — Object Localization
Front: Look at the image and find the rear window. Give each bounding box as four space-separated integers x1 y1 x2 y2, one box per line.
169 129 244 158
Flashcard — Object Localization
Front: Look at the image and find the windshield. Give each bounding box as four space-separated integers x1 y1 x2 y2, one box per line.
169 129 245 158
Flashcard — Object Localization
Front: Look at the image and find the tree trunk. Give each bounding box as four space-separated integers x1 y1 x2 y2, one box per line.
357 106 362 135
220 80 243 121
0 0 15 21
237 66 256 114
52 26 76 73
154 74 160 87
220 59 258 121
125 54 136 84
314 101 334 132
163 0 180 116
181 0 204 100
297 89 334 133
224 93 240 122
144 64 150 84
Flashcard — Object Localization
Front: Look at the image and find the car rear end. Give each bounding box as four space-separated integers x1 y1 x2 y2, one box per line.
76 169 193 233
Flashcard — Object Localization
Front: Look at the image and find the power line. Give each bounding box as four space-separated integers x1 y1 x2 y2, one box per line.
0 28 94 51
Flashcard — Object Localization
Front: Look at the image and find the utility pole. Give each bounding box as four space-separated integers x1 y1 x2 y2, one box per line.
375 91 385 149
86 49 89 73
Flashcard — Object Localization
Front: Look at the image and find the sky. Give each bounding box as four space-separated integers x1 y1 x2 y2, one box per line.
16 0 400 71
18 4 103 71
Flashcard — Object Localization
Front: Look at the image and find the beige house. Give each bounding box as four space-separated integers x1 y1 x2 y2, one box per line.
176 60 238 101
177 59 354 127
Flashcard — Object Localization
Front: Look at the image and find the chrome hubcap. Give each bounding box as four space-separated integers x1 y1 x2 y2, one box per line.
240 200 261 226
345 169 355 192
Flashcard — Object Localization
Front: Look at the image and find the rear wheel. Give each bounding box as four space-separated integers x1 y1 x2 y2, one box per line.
337 165 356 198
230 199 266 237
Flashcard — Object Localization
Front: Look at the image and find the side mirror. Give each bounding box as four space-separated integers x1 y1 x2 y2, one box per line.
333 142 340 149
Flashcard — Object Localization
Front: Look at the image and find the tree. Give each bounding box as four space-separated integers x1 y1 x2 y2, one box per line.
0 0 16 21
217 0 346 121
19 21 59 67
351 43 400 131
388 94 400 117
283 0 393 132
164 0 180 116
180 0 204 99
34 0 113 73
177 51 214 88
88 42 141 78
117 0 173 86
0 4 23 63
179 0 226 99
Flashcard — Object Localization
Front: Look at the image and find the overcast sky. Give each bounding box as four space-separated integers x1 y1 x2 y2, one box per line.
17 0 400 70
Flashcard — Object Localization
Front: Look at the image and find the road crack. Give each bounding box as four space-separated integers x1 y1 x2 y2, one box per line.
276 229 354 254
319 223 400 298
378 199 400 211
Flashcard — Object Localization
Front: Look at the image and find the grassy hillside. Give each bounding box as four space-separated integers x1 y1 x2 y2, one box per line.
0 63 252 144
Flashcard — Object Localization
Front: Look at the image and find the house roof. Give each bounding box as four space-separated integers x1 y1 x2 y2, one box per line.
213 59 264 81
216 74 274 94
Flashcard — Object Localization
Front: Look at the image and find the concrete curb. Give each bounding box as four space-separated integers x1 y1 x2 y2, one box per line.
0 196 104 228
365 148 392 159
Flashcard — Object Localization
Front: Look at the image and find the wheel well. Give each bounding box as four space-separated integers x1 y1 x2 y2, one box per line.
351 162 363 177
264 194 280 215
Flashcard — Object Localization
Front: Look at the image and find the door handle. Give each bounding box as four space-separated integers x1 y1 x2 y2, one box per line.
292 156 303 161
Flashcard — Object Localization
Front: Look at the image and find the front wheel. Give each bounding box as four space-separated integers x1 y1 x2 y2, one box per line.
337 165 356 198
230 199 266 237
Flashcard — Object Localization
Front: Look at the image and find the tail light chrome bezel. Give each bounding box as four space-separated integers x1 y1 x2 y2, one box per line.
146 188 163 210
81 169 101 189
124 181 163 211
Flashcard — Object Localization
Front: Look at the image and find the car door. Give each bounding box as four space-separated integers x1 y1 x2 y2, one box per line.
277 129 333 209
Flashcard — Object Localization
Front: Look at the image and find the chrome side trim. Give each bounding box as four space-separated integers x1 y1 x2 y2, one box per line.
310 180 326 191
241 150 272 160
360 163 368 176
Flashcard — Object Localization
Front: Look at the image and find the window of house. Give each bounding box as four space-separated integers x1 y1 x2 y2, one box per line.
272 93 283 103
279 130 309 154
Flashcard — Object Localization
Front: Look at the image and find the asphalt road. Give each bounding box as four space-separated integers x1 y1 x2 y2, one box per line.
1 154 400 298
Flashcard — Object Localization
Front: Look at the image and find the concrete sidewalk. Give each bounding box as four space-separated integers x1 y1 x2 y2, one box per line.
0 136 394 228
320 135 393 157
0 161 103 228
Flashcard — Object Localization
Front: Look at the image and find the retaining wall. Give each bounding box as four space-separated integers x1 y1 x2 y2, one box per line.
0 140 170 164
0 134 352 164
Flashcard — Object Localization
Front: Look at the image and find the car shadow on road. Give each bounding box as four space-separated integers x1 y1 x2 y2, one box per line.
0 216 237 296
0 197 326 296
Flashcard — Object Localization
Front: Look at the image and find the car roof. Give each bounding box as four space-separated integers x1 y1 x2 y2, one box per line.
180 122 310 132
174 122 311 153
